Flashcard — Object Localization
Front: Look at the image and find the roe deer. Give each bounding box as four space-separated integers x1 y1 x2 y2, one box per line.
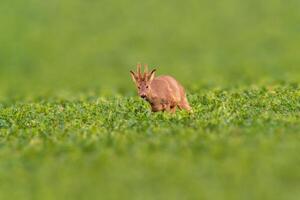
130 63 191 113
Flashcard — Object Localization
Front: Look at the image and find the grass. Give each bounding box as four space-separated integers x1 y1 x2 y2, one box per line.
0 86 299 200
0 0 300 199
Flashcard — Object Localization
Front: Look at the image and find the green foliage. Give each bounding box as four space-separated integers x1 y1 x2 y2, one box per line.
0 86 300 200
0 0 300 199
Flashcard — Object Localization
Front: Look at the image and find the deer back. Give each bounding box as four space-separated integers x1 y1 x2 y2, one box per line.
150 76 184 103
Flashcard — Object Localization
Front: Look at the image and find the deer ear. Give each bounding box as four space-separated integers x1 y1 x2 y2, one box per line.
148 69 156 82
130 71 137 84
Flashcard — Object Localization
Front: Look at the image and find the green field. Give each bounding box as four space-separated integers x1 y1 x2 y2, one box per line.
0 0 300 199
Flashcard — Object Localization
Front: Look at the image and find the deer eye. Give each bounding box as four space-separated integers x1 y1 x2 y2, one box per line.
146 86 149 89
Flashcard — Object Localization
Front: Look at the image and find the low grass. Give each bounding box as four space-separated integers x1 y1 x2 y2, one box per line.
0 85 299 200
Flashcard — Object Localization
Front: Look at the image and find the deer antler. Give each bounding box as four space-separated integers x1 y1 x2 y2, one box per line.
144 64 148 73
137 63 142 79
143 64 149 79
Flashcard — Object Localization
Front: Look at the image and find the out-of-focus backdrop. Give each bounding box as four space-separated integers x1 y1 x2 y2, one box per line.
1 0 299 96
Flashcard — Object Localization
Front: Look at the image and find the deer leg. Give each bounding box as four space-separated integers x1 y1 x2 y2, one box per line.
179 96 192 112
163 103 177 113
163 103 171 112
170 105 177 113
151 104 163 112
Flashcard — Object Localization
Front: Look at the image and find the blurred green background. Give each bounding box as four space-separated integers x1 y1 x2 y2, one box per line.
1 0 299 95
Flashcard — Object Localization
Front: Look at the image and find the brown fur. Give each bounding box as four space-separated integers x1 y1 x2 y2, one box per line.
130 63 191 113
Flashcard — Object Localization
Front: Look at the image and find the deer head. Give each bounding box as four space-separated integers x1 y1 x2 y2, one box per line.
130 63 156 99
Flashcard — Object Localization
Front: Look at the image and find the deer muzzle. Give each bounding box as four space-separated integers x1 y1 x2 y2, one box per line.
140 94 147 99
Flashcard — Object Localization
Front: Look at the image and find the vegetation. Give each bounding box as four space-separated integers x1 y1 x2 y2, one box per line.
0 0 299 199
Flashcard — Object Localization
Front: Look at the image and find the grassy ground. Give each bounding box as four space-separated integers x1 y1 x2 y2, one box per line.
0 86 299 200
0 0 300 199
